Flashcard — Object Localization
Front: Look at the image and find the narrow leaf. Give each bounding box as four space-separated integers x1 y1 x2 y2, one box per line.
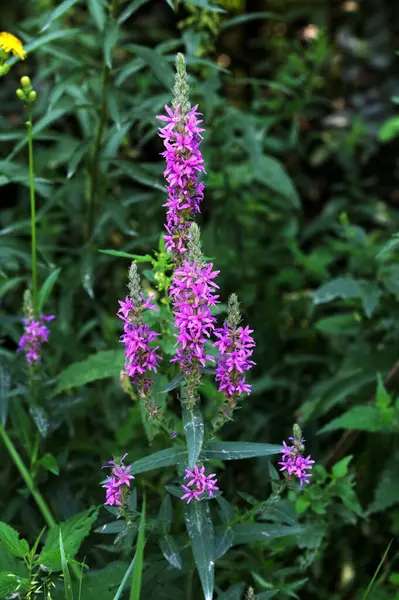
130 447 187 474
38 268 61 313
184 500 215 600
129 44 174 89
41 0 81 31
59 531 74 600
55 350 125 393
183 405 204 470
118 0 152 23
88 0 106 31
98 249 154 263
159 534 183 570
112 555 135 600
130 495 146 600
203 441 282 461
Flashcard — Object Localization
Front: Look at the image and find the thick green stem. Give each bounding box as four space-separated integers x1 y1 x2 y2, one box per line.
27 106 37 315
0 423 56 529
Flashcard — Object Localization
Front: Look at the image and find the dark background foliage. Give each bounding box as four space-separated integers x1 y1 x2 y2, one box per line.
1 0 399 598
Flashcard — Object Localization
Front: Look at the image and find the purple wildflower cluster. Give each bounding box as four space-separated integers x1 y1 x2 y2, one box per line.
118 295 160 393
18 313 55 365
170 259 219 374
181 465 219 504
157 104 205 257
102 454 135 507
279 437 315 487
214 322 256 400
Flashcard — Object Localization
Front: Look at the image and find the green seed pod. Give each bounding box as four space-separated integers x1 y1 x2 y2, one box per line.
16 88 25 100
28 90 37 103
20 75 31 89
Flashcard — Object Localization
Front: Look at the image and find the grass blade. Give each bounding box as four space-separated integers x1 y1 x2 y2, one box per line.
113 555 136 600
59 531 74 600
361 540 392 600
130 495 146 600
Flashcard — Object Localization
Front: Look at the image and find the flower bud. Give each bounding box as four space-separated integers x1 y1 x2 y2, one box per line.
20 75 31 89
0 63 10 77
28 90 37 103
16 88 25 100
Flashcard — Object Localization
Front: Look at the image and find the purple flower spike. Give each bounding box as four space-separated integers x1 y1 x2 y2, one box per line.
214 322 256 400
18 313 55 365
181 464 219 503
157 103 206 257
278 435 315 487
170 259 219 374
102 454 135 507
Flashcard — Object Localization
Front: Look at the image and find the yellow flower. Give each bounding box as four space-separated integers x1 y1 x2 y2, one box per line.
0 32 26 60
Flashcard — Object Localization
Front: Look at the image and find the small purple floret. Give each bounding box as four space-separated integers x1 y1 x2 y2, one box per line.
18 313 55 365
181 464 219 503
214 322 256 400
102 453 135 507
278 438 315 487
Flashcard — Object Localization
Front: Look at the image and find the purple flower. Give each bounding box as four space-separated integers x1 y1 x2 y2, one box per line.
213 322 256 400
278 437 315 487
181 464 219 503
18 313 55 365
118 295 161 395
157 104 206 257
170 259 219 374
102 453 135 507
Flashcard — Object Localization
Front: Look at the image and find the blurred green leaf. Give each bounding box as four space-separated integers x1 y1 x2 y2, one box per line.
183 405 204 470
55 350 125 393
41 0 81 31
0 523 29 558
88 0 106 31
184 500 215 600
129 44 174 89
38 268 61 313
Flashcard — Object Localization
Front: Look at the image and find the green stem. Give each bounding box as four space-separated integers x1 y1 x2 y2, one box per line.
86 0 119 241
0 423 56 529
27 106 37 315
87 65 109 240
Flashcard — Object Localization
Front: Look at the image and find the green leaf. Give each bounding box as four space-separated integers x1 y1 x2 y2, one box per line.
187 0 225 11
0 572 29 597
332 455 353 479
129 44 174 89
129 447 187 474
55 350 125 393
379 116 399 142
130 496 146 600
104 21 119 68
38 453 59 476
214 527 233 560
38 268 61 313
231 523 303 545
118 0 152 24
0 363 10 427
368 459 399 514
319 406 384 434
98 249 154 263
183 406 204 470
216 583 246 600
41 0 81 31
88 0 106 31
313 277 362 304
7 30 79 66
254 155 299 207
37 507 99 570
0 523 29 558
115 160 165 191
184 500 215 600
159 534 183 570
314 314 359 335
221 11 279 29
59 531 74 600
202 442 281 461
161 373 184 393
376 374 391 408
112 556 135 600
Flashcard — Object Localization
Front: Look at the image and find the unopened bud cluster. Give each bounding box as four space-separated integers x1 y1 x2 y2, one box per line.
16 76 37 104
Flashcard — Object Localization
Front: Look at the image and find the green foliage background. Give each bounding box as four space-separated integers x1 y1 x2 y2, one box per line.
1 0 399 598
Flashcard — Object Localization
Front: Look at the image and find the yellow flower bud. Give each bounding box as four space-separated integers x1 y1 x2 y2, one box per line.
16 88 25 100
20 75 31 89
28 90 37 103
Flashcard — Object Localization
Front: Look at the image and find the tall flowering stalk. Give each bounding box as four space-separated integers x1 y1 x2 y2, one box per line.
118 263 161 416
279 424 315 487
170 224 219 408
213 294 255 426
157 53 205 259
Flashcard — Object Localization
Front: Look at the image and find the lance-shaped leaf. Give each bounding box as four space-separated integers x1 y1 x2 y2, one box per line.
184 500 215 600
231 523 303 545
183 405 204 470
202 442 282 461
130 447 187 475
159 534 183 570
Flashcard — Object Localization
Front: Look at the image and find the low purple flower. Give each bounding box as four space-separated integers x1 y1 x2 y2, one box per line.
170 259 219 374
181 464 219 503
102 453 135 507
157 103 206 257
278 437 315 487
214 322 256 401
18 313 55 365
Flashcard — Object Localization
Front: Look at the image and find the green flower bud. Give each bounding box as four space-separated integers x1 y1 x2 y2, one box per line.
0 64 10 77
28 90 37 103
16 88 25 100
20 75 31 89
